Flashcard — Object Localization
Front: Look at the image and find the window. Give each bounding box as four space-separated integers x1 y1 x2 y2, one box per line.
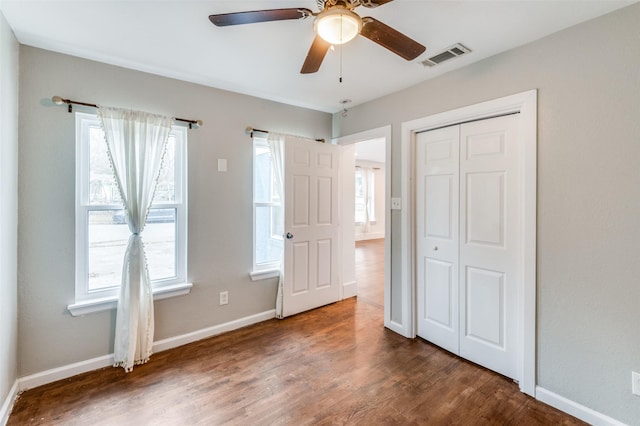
252 136 283 275
355 167 376 224
74 112 188 307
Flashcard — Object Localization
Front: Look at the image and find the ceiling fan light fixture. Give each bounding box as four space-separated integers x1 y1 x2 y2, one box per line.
315 8 362 45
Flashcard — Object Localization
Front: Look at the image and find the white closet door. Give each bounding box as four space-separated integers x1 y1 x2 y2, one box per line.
282 138 341 317
416 114 521 380
416 126 460 354
459 114 520 379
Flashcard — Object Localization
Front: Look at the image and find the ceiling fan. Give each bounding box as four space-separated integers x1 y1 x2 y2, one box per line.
209 0 426 74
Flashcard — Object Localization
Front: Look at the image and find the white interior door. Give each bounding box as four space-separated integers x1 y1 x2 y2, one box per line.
282 137 341 317
416 114 521 380
416 126 460 354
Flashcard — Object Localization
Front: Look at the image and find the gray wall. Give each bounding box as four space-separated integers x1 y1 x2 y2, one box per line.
333 4 640 424
18 46 331 376
0 9 19 417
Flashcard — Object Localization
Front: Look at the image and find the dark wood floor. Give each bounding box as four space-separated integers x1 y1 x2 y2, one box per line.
355 238 385 309
9 238 584 425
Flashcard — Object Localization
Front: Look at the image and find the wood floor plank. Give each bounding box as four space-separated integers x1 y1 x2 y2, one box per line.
8 239 584 425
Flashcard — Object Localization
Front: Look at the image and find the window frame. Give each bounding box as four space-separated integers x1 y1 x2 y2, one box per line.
355 167 376 225
71 112 190 314
251 136 282 277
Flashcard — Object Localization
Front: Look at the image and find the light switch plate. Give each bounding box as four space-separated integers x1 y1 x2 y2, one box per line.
632 371 640 396
218 158 227 172
391 197 402 210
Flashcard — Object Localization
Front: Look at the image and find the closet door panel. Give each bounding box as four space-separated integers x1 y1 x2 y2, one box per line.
459 115 520 380
416 126 460 355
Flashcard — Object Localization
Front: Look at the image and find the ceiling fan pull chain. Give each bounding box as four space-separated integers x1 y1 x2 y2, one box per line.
339 43 343 83
339 12 343 83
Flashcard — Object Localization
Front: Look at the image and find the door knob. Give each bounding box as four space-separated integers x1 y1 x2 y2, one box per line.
433 246 439 251
286 232 294 240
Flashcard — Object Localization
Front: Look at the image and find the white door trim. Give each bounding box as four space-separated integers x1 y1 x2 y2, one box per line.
400 90 537 396
333 126 396 332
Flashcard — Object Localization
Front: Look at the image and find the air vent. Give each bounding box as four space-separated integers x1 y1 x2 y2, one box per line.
421 43 471 67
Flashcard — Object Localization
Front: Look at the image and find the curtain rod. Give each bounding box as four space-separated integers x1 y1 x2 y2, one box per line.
51 96 203 129
246 126 326 143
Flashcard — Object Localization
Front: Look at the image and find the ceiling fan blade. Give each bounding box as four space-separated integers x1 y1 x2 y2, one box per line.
301 35 331 74
360 17 426 60
359 0 395 8
209 8 313 27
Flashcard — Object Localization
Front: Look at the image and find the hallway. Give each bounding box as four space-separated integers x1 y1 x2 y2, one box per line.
355 238 384 308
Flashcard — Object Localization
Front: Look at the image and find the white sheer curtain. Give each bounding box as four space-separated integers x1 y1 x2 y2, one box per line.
98 106 173 372
356 166 375 233
268 133 286 319
361 167 371 233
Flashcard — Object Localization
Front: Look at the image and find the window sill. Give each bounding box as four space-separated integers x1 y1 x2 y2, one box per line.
67 282 193 317
250 269 280 281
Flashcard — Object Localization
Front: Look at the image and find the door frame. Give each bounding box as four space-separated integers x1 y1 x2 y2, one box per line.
334 126 392 325
400 90 537 396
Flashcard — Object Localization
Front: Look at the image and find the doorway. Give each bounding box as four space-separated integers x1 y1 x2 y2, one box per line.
353 137 386 307
335 126 391 318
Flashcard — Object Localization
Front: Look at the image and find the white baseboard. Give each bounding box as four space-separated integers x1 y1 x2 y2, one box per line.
1 380 19 426
17 310 276 393
152 309 275 353
535 386 627 426
342 281 357 299
384 320 410 338
355 232 385 242
19 354 113 392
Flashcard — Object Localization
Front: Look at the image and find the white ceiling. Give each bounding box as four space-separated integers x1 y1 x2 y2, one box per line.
1 0 636 113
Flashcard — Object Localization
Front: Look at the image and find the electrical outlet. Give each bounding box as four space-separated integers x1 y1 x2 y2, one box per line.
633 371 640 396
219 291 229 306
